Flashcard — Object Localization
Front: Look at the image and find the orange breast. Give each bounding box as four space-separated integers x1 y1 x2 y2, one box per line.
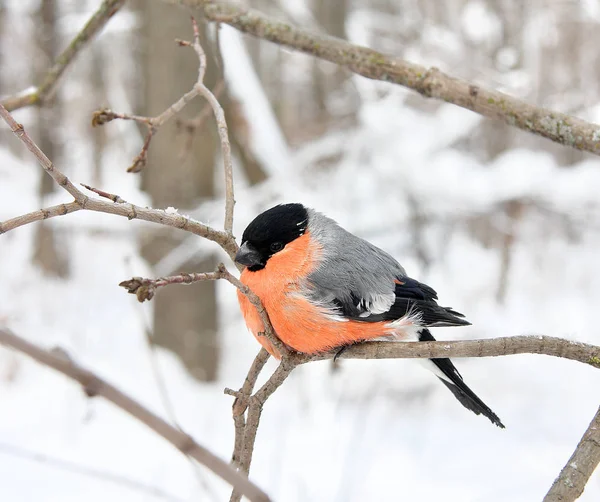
237 232 395 358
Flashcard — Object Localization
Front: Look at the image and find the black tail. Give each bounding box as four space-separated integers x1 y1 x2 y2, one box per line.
419 329 505 428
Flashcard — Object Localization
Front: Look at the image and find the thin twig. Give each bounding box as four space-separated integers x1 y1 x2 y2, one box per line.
176 0 600 156
186 17 235 234
0 103 239 261
81 183 126 203
176 80 225 162
120 271 222 302
92 16 235 189
119 263 284 353
544 405 600 502
0 104 85 202
0 328 270 502
1 0 126 111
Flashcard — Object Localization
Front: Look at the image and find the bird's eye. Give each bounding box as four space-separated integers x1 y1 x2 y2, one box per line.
269 242 284 252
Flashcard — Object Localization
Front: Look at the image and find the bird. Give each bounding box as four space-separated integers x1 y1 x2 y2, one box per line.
235 203 504 428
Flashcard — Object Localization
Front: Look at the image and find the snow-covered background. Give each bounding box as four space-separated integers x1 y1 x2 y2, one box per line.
2 1 600 501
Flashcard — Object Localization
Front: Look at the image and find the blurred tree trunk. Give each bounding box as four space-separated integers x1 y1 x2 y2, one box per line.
136 3 267 380
33 0 69 278
309 0 357 137
537 14 586 166
91 46 108 187
138 2 220 382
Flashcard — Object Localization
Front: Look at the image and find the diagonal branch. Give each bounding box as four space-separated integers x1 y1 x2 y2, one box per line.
0 104 239 261
1 0 126 111
0 202 81 234
0 328 270 502
544 405 600 502
0 104 86 202
173 0 600 156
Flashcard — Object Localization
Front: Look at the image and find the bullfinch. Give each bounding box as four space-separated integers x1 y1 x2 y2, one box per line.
235 203 504 428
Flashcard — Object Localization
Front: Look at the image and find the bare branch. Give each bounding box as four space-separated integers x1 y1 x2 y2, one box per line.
0 202 81 234
120 271 222 302
81 183 127 203
228 349 270 467
0 104 239 261
0 104 86 202
92 14 235 203
176 80 225 162
170 0 600 156
229 356 297 502
545 405 600 502
316 335 600 368
0 328 270 502
187 17 235 233
224 334 600 495
1 0 126 111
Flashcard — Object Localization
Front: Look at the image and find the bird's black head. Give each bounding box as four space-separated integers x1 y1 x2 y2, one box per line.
235 203 309 271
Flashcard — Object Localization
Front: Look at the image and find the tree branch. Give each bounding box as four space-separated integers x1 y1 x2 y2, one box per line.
0 104 238 261
92 16 234 182
227 349 270 468
168 0 600 156
225 334 600 499
119 264 286 355
0 202 81 234
310 335 600 368
545 405 600 502
229 356 297 502
120 270 224 302
0 328 270 502
1 0 126 111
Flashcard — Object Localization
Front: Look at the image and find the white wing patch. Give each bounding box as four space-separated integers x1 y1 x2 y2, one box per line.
357 293 396 317
288 290 349 323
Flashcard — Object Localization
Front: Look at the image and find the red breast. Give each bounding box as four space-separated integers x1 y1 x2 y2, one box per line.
238 232 394 358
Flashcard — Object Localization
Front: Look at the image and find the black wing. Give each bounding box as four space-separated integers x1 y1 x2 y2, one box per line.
419 329 504 428
333 276 470 327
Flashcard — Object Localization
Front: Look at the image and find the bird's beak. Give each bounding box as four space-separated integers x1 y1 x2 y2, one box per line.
235 242 262 267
